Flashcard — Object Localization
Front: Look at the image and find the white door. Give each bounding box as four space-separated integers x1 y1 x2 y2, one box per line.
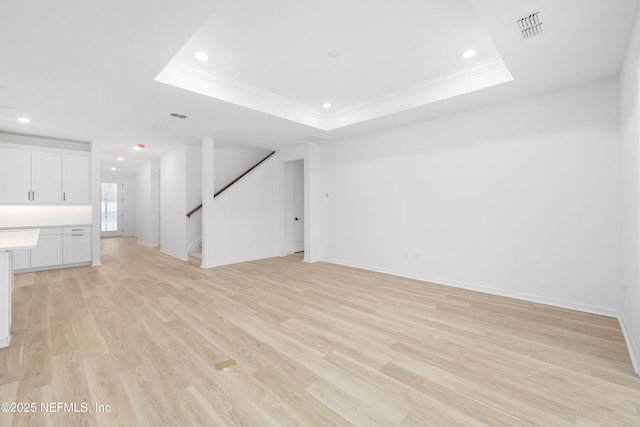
101 181 122 237
293 163 304 253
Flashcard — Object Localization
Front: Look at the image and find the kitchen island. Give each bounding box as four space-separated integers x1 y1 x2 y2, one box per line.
0 229 39 347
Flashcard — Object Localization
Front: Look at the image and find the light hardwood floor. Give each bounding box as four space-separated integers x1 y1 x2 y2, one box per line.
1 237 639 426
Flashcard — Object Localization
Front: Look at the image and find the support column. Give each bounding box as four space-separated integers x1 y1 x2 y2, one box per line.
305 142 324 262
91 140 101 266
0 250 11 347
201 137 216 268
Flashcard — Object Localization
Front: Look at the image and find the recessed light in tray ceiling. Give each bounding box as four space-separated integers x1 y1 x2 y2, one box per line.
154 0 513 131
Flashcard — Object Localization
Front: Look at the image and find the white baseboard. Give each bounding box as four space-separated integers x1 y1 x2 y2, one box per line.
159 248 189 262
186 237 202 254
136 240 158 248
322 257 640 374
0 335 11 348
322 257 620 318
618 314 639 376
214 252 279 267
16 261 93 273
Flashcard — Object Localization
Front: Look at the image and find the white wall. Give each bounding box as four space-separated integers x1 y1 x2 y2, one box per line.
101 171 137 237
160 147 187 259
620 8 640 375
214 145 271 194
0 133 90 152
185 145 202 252
136 159 160 247
318 79 622 315
91 141 101 266
201 137 215 268
159 145 202 260
212 154 280 266
0 206 91 227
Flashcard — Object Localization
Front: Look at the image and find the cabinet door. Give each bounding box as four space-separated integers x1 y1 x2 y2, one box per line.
31 235 63 268
31 151 62 203
62 154 90 204
63 233 91 264
0 148 31 202
12 249 31 270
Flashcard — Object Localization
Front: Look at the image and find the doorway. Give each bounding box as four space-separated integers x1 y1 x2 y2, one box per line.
293 161 304 253
101 181 122 237
284 159 305 256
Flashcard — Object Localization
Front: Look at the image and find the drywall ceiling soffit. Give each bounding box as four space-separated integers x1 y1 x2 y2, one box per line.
155 0 513 131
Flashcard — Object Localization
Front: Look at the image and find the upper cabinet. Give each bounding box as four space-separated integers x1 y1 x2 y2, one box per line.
32 151 63 203
62 154 90 204
0 147 90 204
0 148 31 202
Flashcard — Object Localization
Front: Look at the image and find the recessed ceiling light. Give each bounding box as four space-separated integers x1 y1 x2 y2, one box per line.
195 51 209 61
117 156 124 161
322 102 332 109
462 50 477 59
17 117 30 123
111 167 116 171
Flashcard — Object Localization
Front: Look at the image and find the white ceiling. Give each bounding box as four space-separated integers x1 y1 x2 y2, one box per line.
157 0 511 130
0 0 637 172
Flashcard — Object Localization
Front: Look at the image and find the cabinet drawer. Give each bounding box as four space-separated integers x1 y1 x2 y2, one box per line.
63 226 91 234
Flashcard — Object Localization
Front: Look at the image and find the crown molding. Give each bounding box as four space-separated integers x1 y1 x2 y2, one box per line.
155 56 513 131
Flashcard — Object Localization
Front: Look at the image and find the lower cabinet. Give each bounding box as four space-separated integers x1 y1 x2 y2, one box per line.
31 233 63 268
12 249 31 270
12 225 91 271
63 226 92 264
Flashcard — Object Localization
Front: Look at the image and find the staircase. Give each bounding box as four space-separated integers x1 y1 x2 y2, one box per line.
188 249 202 266
185 149 276 268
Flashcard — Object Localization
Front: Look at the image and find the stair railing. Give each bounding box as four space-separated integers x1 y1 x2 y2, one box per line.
186 150 276 218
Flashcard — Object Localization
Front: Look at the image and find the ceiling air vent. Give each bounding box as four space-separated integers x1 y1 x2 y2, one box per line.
169 113 188 119
516 11 543 40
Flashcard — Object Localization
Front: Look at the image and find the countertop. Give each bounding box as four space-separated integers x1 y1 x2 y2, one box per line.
0 229 40 251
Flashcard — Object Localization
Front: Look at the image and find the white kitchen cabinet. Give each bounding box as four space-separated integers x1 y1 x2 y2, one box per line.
0 229 39 348
11 226 92 271
31 228 63 268
31 151 62 203
0 147 90 205
62 154 90 204
12 249 31 270
63 226 92 264
0 148 63 203
0 148 31 203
